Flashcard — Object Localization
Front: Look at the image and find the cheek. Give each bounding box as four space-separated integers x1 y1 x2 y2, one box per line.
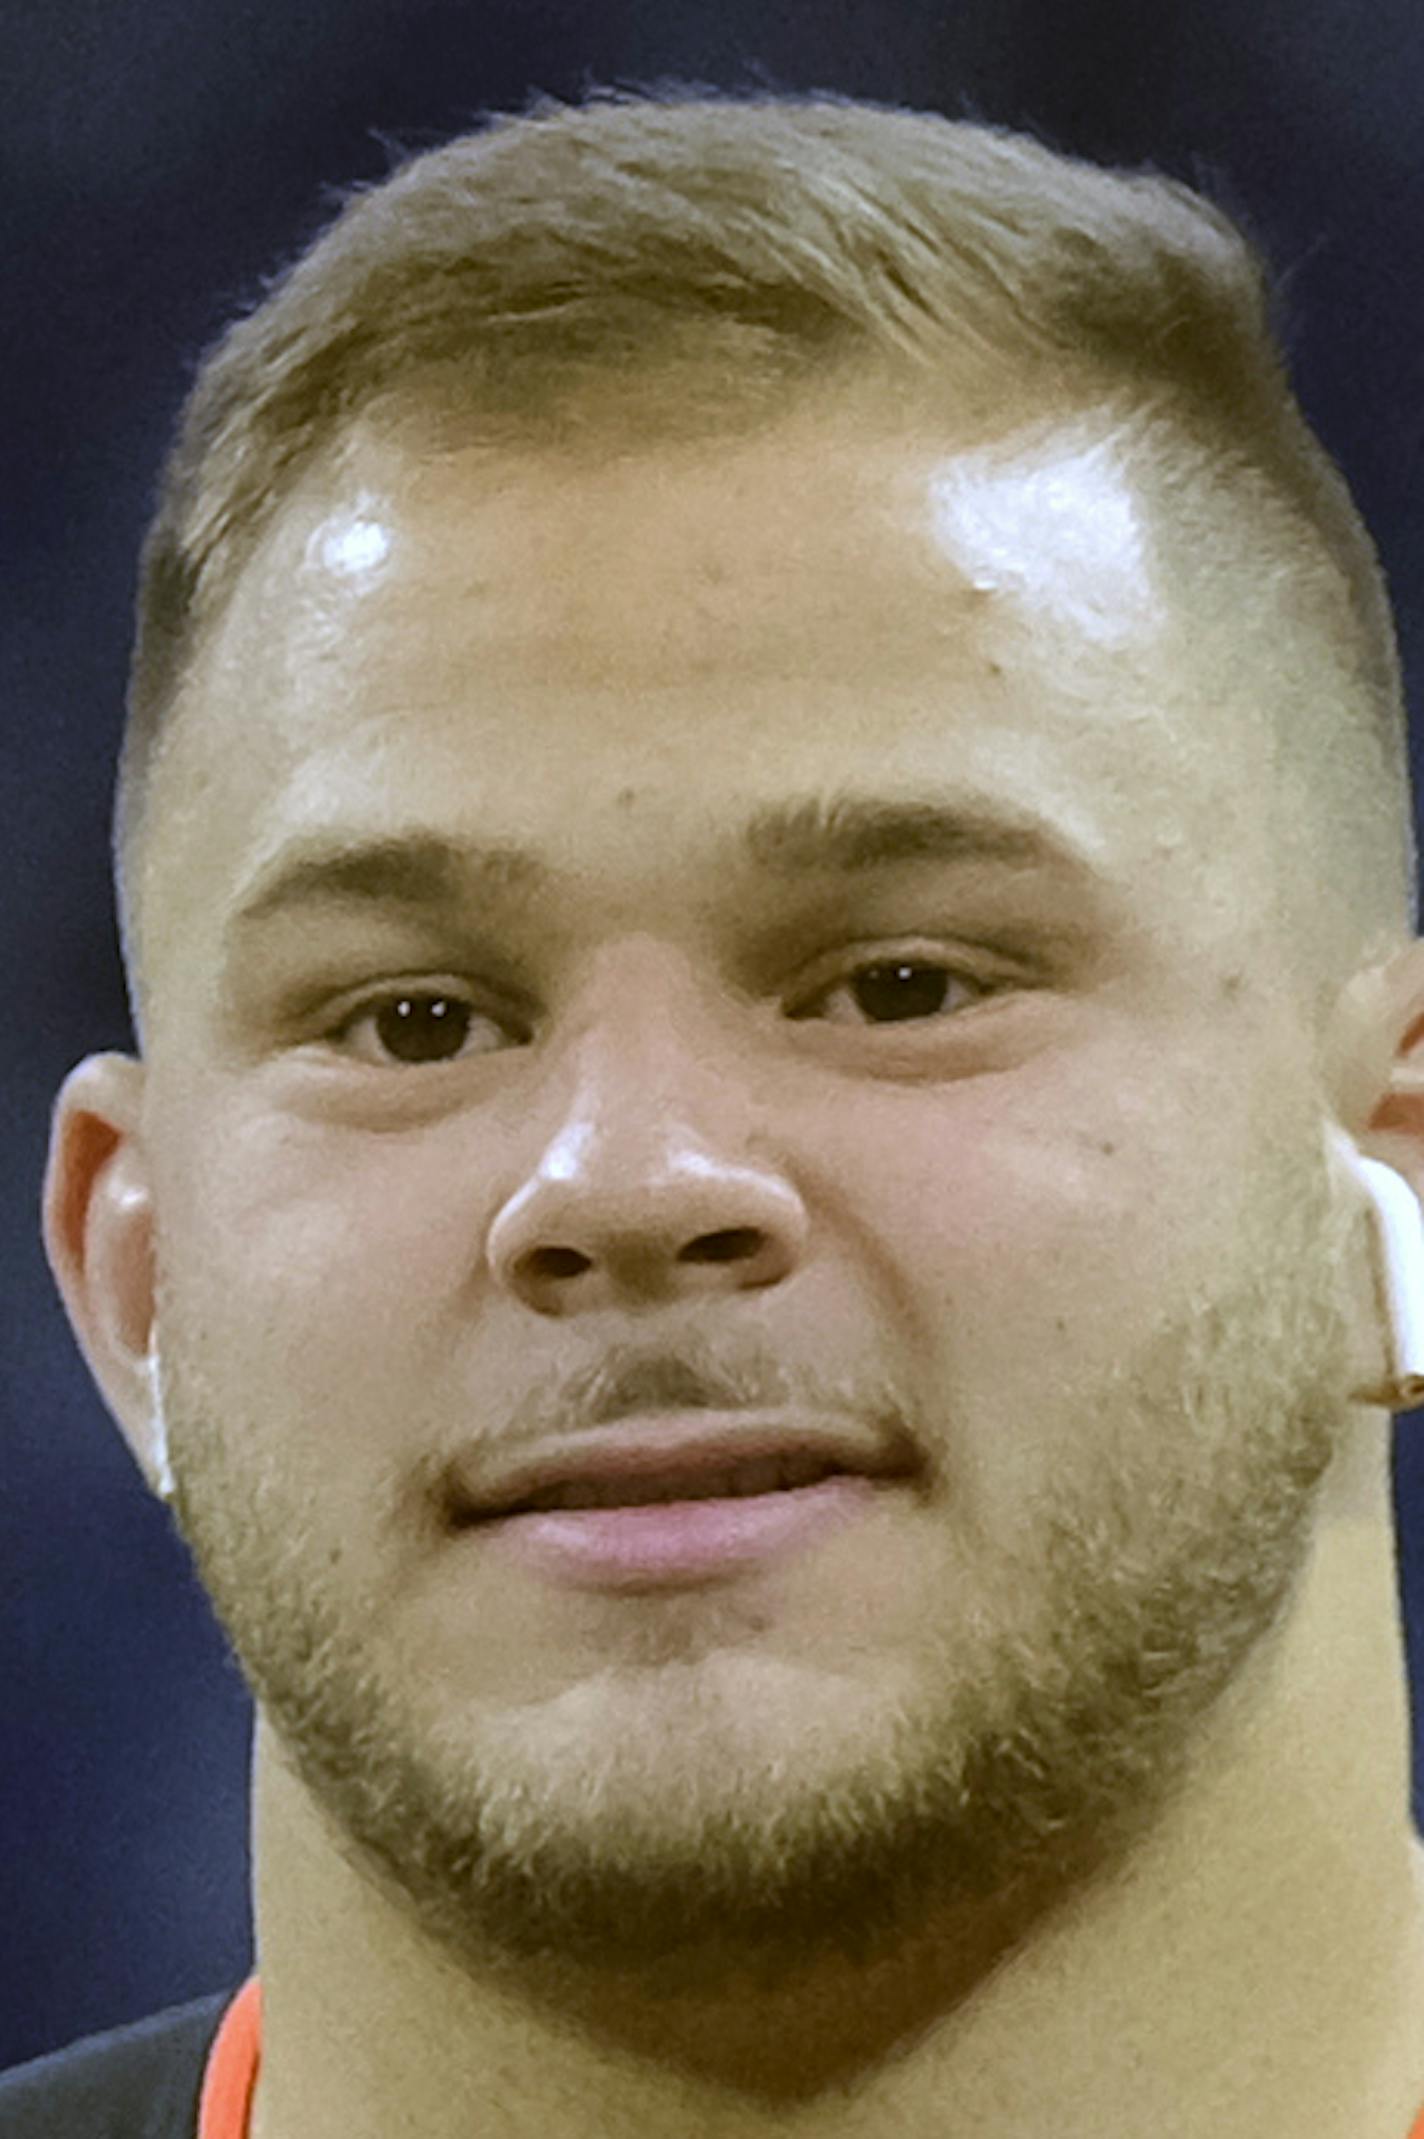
844 1068 1191 1317
154 1103 474 1428
839 1061 1259 1497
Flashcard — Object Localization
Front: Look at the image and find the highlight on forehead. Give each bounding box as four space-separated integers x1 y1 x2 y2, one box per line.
310 502 393 581
926 428 1164 651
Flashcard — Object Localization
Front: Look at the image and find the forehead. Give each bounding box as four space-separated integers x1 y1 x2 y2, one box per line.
143 395 1275 970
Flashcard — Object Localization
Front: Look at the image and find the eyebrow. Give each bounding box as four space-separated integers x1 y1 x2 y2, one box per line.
228 790 1095 934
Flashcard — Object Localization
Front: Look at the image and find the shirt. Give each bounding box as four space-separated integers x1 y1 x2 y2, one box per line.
0 1987 234 2135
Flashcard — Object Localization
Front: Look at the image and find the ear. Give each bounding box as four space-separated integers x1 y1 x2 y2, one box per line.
1324 942 1424 1407
1337 941 1424 1193
41 1051 165 1495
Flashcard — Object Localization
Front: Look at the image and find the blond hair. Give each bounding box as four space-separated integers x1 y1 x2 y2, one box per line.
115 87 1414 1022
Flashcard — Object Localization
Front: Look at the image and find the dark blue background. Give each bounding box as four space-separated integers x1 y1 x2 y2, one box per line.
6 0 1424 2072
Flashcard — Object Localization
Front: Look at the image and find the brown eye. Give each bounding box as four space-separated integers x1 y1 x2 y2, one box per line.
851 963 962 1023
351 993 477 1064
797 961 987 1027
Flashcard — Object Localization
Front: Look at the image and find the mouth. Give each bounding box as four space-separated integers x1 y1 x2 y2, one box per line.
449 1403 919 1591
482 1449 847 1517
454 1409 917 1519
451 1415 917 1590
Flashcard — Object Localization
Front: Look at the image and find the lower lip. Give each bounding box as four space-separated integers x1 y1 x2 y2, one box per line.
473 1475 885 1590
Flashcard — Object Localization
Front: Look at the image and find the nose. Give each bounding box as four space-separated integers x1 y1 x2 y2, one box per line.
487 1121 809 1313
485 947 813 1320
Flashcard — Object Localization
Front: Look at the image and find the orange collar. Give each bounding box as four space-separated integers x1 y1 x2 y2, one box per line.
198 1978 260 2139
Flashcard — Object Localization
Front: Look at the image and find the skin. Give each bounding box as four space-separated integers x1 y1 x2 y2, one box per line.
42 380 1424 2137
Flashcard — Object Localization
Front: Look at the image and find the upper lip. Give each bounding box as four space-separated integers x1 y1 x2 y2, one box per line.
451 1411 921 1521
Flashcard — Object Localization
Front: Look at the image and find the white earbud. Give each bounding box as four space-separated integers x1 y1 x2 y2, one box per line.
145 1347 177 1503
1329 1129 1424 1410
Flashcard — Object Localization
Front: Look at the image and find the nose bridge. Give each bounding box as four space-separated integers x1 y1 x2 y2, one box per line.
484 940 810 1312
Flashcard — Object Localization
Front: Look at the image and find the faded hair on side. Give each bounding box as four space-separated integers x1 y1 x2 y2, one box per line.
115 86 1413 1035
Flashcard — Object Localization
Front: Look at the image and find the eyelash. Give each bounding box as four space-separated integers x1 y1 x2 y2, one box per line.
318 951 1016 1069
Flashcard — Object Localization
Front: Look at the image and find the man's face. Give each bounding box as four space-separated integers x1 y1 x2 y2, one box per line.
134 385 1352 1986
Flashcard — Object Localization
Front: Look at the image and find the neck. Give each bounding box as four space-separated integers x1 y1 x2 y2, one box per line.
250 1446 1424 2139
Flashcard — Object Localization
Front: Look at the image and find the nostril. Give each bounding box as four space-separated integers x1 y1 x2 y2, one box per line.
680 1228 764 1265
526 1246 592 1279
516 1229 770 1286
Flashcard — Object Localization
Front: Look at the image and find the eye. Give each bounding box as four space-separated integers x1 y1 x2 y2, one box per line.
329 990 492 1066
794 958 996 1028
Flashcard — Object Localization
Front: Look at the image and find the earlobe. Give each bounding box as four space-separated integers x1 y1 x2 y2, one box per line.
41 1051 166 1489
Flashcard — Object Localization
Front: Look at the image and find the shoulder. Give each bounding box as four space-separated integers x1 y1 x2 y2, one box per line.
0 1991 236 2139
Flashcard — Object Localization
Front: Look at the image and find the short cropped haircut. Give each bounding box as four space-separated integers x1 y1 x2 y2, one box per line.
114 87 1415 1036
